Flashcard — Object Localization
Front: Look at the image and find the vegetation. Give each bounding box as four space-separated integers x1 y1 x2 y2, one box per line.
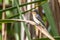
0 0 60 40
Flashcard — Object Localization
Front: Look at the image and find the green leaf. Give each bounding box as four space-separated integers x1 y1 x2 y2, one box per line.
0 34 2 40
23 23 31 40
0 19 17 23
0 0 2 3
0 0 46 13
42 2 59 36
8 4 41 19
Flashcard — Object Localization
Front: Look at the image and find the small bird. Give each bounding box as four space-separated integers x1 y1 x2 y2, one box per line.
32 10 55 40
32 10 45 28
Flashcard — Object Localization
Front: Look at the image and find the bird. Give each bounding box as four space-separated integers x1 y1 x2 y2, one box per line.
32 10 46 28
32 9 55 40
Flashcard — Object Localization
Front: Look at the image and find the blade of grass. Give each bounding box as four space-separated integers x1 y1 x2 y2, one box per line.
14 0 22 40
22 15 32 40
12 0 20 40
2 0 7 40
42 2 59 36
0 34 2 40
0 0 46 13
24 23 31 40
8 4 41 19
15 0 32 40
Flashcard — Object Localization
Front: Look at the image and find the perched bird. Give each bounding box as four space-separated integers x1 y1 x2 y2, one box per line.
32 10 55 40
32 10 45 28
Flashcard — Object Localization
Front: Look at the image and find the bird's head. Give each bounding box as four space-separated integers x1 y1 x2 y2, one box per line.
32 9 39 16
32 12 36 16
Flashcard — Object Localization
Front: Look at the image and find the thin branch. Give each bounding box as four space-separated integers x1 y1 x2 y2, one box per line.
0 19 55 40
0 1 41 13
0 0 46 13
2 0 7 40
8 5 41 19
36 26 55 40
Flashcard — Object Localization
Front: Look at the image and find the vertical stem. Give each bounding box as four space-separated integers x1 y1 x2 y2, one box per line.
50 0 60 35
42 2 59 36
26 0 31 40
2 0 6 40
38 2 43 38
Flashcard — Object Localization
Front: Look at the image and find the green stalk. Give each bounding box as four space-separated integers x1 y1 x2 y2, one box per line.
42 2 59 36
14 0 22 40
12 0 20 40
0 0 46 13
8 4 41 19
15 0 32 40
23 23 31 40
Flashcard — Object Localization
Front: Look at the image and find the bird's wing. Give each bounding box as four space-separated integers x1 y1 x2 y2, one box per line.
35 14 45 27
